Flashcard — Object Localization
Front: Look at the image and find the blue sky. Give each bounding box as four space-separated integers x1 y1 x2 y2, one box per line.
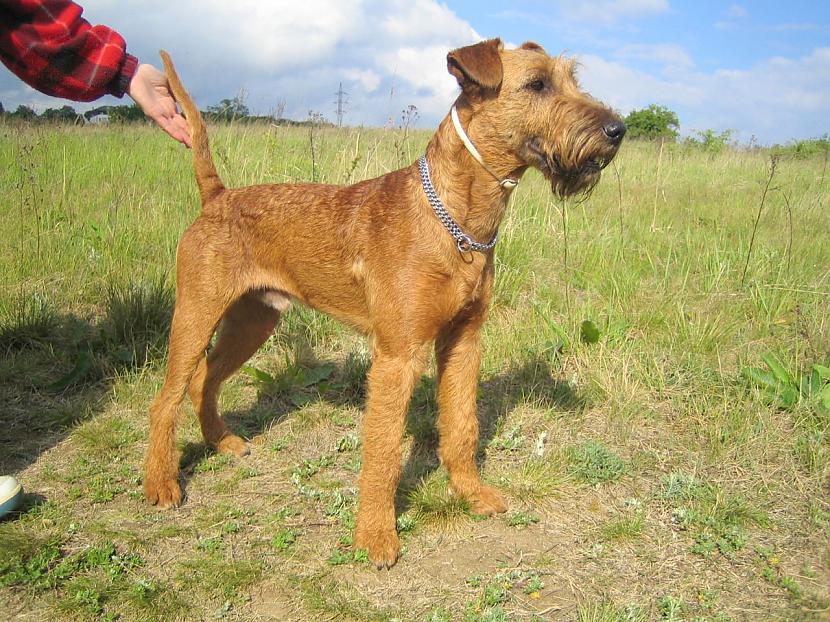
443 0 830 143
451 1 829 67
1 0 828 143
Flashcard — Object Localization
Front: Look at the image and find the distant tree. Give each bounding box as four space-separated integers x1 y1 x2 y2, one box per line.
84 105 111 121
207 95 250 121
108 103 145 122
624 104 680 140
41 104 82 123
0 101 5 115
686 129 733 154
10 104 37 120
771 135 830 159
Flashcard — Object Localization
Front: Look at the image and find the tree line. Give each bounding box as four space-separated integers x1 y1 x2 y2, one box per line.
0 96 330 126
0 98 686 137
3 98 825 155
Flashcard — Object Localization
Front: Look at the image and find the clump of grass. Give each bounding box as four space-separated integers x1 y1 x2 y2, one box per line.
407 472 471 529
176 556 262 602
339 348 371 400
567 440 626 485
577 601 646 622
600 513 644 541
293 574 397 621
0 293 59 351
1 536 145 620
103 277 173 367
460 569 545 622
658 471 767 557
73 414 140 459
495 456 568 501
0 533 64 589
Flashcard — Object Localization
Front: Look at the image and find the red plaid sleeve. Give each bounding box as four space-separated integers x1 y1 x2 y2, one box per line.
0 0 138 102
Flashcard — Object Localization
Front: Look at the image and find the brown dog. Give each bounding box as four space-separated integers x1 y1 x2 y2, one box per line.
145 39 625 569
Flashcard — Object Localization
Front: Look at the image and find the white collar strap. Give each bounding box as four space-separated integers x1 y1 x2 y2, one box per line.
451 105 519 191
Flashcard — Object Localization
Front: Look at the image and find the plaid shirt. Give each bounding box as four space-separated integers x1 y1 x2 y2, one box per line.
0 0 138 102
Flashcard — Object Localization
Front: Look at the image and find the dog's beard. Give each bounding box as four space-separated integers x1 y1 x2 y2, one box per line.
523 136 616 200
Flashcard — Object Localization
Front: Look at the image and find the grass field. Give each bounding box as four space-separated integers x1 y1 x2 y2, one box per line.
1 119 828 622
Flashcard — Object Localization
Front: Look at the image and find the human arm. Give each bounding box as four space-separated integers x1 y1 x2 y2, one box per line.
0 0 191 145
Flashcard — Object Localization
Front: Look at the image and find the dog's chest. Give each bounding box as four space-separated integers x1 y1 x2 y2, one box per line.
420 255 489 323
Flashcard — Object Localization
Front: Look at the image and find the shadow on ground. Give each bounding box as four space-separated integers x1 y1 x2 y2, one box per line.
0 281 173 474
2 287 585 521
176 344 586 513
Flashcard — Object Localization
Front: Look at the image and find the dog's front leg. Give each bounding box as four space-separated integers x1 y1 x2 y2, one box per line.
435 303 507 516
354 349 422 569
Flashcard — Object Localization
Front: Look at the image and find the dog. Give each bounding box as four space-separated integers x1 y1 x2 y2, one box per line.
144 39 625 569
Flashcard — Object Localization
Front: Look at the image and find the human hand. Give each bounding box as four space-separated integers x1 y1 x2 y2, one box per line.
127 63 192 147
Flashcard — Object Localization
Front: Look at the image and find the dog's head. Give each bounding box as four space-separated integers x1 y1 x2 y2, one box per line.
447 39 625 198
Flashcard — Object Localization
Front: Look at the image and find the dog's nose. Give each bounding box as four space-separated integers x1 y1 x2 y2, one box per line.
602 120 626 142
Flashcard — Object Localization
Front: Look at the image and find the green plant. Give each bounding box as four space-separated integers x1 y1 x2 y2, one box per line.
686 129 733 154
771 135 830 159
327 546 367 566
567 440 626 485
601 514 644 541
577 601 646 622
507 511 541 528
657 595 685 621
742 352 830 411
241 357 335 405
580 319 601 344
271 529 299 551
659 472 767 558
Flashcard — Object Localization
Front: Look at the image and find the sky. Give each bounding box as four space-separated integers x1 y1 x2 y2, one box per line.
1 0 828 144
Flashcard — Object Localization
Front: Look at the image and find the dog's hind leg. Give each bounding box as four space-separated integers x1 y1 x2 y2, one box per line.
144 237 236 508
188 292 283 456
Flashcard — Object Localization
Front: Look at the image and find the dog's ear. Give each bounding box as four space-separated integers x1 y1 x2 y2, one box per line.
520 41 546 53
447 38 503 92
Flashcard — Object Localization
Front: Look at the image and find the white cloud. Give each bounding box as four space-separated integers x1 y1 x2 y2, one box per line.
342 69 382 94
555 0 669 24
768 22 817 32
578 47 830 144
727 4 748 19
614 43 694 72
0 0 479 126
2 1 828 144
716 4 749 29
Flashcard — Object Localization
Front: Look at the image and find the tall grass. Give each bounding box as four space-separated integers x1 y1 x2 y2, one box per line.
0 121 828 621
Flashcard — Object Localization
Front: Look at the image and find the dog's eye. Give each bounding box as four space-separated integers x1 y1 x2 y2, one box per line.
527 79 546 92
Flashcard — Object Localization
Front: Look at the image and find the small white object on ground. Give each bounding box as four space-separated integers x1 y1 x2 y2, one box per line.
534 431 548 457
0 475 23 518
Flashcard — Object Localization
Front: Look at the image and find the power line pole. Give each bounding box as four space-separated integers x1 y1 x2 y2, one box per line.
334 82 348 128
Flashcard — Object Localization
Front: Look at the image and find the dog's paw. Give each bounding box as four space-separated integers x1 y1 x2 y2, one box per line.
144 476 182 509
354 526 400 570
215 434 250 457
468 485 507 516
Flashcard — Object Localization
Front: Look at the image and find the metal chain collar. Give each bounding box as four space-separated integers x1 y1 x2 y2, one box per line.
418 155 498 254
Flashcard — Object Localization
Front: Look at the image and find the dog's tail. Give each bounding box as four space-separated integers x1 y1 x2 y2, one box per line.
159 50 225 206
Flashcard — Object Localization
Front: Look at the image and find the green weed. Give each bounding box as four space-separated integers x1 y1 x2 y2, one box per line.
567 440 626 485
659 472 767 557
